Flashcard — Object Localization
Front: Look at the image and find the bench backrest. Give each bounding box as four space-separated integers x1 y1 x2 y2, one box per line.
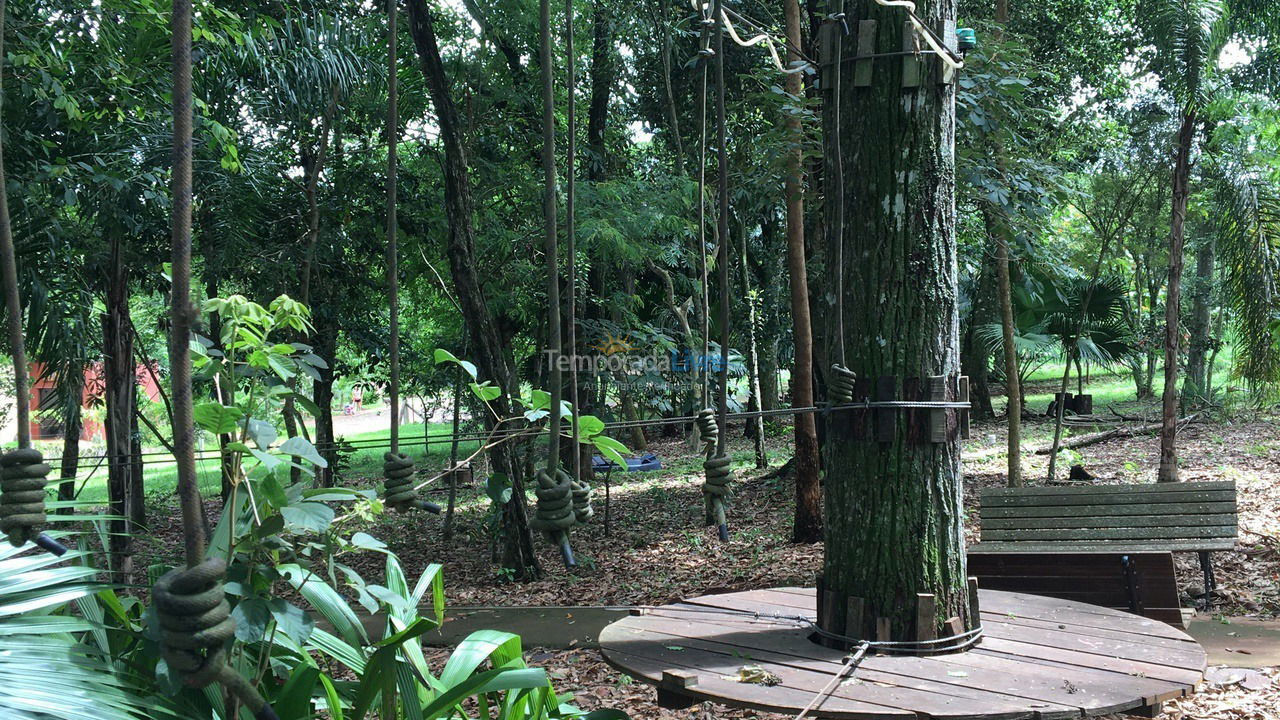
978 481 1237 551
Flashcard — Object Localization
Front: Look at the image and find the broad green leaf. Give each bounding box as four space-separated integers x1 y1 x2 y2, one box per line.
279 436 328 468
193 402 243 434
281 501 335 533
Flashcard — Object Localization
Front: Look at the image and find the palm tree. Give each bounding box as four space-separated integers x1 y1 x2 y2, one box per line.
1140 0 1230 482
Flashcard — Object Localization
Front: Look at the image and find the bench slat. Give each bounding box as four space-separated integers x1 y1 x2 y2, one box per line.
982 489 1234 508
983 514 1236 530
981 481 1234 498
982 501 1236 519
983 525 1238 542
970 539 1236 553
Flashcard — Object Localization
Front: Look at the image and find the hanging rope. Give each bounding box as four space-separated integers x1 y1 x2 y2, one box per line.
149 4 275 716
531 468 576 566
695 4 713 408
382 452 441 514
564 0 592 530
708 0 733 544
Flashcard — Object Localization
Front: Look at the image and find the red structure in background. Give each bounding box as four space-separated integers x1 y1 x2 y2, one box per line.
27 362 163 442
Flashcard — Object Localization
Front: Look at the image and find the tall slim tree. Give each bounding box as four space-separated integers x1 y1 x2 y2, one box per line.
404 0 541 579
819 0 972 639
1143 0 1230 482
783 0 822 542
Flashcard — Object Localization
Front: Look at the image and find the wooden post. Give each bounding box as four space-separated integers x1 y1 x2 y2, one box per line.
968 577 981 631
656 670 699 710
958 375 971 439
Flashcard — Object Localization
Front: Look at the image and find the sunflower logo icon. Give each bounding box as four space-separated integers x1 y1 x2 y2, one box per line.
589 333 635 356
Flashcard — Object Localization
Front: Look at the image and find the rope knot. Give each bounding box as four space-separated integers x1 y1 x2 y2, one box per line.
829 364 857 405
152 558 236 690
1 448 50 547
531 468 576 537
702 454 734 531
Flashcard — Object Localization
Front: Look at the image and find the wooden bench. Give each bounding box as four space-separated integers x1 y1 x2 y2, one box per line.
969 480 1237 626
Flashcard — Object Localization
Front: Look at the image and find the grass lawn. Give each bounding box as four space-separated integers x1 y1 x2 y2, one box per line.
65 421 480 506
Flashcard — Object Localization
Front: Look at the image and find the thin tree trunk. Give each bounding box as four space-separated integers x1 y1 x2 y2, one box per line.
1183 237 1214 405
56 371 83 513
785 0 821 543
405 0 541 579
444 365 463 543
820 0 970 640
313 318 338 486
992 0 1020 487
103 237 137 582
1159 111 1196 483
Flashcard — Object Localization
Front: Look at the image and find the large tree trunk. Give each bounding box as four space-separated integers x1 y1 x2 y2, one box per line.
1159 111 1195 483
405 0 541 579
103 237 139 582
819 0 971 641
784 0 822 544
1182 237 1214 405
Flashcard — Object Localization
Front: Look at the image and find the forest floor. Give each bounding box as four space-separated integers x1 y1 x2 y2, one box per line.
135 397 1280 720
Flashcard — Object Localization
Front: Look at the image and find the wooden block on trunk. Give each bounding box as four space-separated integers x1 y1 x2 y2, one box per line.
853 20 877 87
875 375 896 443
931 18 958 85
928 375 948 443
967 576 981 630
959 375 971 439
901 21 923 88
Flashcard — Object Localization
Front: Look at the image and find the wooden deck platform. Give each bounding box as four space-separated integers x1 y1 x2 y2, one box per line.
599 587 1205 719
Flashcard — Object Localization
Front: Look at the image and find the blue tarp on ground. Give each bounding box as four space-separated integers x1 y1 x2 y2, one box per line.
591 451 662 473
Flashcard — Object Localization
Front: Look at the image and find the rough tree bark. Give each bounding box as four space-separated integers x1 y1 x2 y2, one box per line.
405 0 541 579
1159 111 1196 483
819 0 971 640
785 0 822 543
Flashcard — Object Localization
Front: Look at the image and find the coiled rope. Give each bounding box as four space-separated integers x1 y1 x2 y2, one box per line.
0 449 66 555
696 408 719 455
703 454 733 541
153 558 278 720
571 477 594 523
829 364 856 404
532 468 576 566
382 452 441 514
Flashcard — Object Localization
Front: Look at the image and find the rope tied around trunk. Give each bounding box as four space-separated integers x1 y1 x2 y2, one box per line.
1 448 50 547
829 364 857 404
382 452 441 514
531 468 576 538
152 558 278 720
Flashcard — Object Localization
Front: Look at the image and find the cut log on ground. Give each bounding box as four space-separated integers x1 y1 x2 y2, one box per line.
1032 414 1201 454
